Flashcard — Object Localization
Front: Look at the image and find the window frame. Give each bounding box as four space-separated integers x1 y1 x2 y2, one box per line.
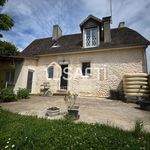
83 26 99 48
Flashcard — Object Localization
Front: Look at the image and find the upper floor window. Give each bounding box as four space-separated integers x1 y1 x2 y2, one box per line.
47 66 54 79
84 27 99 48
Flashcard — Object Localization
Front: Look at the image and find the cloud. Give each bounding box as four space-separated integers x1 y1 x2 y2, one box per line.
1 0 84 49
81 0 114 17
112 0 150 39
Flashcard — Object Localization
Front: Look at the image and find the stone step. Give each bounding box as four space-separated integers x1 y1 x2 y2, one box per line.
53 92 68 96
53 90 68 96
57 89 68 93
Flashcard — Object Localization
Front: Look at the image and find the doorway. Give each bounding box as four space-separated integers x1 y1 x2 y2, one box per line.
27 71 33 93
60 64 68 90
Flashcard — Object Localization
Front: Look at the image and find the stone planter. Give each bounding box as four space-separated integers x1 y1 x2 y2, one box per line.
45 107 60 116
67 105 79 120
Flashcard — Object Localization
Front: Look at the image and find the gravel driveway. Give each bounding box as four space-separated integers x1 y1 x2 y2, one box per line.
1 96 150 131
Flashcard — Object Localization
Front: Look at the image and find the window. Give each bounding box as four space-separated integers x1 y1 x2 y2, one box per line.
84 27 98 48
47 67 54 79
82 62 91 76
52 42 60 48
5 70 15 82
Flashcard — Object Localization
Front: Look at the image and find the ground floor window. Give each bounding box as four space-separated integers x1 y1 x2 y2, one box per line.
82 62 91 76
4 70 15 88
47 66 54 79
5 70 15 83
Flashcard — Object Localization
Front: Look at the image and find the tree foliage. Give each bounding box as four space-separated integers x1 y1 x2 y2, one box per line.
0 40 18 56
0 14 14 31
0 0 18 56
0 0 6 6
0 0 14 34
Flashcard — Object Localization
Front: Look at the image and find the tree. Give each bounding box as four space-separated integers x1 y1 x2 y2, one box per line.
0 0 7 6
0 14 14 31
0 40 18 56
0 0 18 56
0 0 13 37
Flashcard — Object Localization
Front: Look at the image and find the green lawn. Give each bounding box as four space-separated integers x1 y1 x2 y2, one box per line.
0 109 150 150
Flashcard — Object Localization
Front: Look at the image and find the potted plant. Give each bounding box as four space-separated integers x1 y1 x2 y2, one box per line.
64 92 79 120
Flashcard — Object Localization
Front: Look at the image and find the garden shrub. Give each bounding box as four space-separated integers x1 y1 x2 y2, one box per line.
17 88 30 99
0 88 16 102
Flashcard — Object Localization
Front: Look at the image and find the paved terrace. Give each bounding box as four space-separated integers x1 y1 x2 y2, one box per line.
1 96 150 131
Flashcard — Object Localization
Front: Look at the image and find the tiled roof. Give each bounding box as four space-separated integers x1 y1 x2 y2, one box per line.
21 27 150 57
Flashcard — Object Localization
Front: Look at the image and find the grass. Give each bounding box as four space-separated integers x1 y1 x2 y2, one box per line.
0 109 150 150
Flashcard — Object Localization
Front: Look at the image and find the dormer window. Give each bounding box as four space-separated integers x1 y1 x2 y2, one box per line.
80 15 102 48
52 42 60 48
84 27 99 48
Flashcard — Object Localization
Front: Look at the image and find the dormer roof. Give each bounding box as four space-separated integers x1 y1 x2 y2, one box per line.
80 15 102 30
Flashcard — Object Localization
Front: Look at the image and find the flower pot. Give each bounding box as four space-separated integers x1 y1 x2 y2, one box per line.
67 105 79 120
45 107 60 116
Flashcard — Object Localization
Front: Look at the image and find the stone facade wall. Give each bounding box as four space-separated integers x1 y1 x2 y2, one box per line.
15 47 146 97
14 59 38 93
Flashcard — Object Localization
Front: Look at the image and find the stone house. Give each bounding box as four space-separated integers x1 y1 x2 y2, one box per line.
5 15 150 97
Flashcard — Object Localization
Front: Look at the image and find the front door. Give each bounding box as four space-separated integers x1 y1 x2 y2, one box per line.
60 64 68 89
27 71 33 92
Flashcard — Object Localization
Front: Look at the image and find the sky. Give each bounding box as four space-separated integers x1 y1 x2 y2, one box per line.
0 0 150 72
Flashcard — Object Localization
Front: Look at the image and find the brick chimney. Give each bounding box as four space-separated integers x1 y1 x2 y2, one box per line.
102 16 111 43
52 25 62 40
